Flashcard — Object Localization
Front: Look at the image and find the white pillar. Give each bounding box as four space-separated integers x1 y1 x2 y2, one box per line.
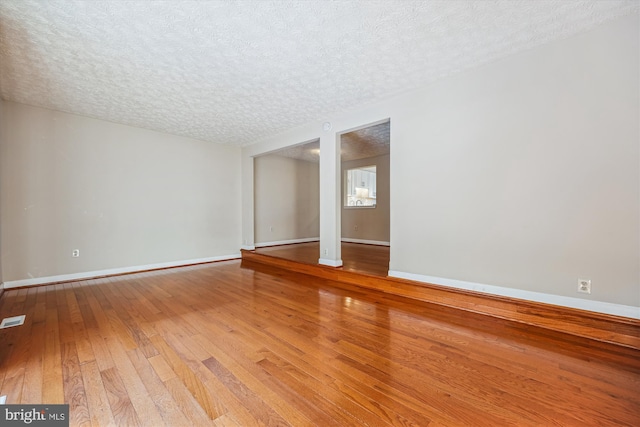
241 153 255 250
318 123 342 267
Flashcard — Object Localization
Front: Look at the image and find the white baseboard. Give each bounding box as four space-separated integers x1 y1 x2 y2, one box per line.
388 270 640 319
341 238 390 246
255 237 319 248
319 258 343 267
241 245 256 250
3 254 241 289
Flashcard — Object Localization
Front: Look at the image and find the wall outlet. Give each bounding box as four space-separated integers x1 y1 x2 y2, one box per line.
354 225 358 231
323 249 328 256
577 279 591 294
72 249 80 257
269 226 274 232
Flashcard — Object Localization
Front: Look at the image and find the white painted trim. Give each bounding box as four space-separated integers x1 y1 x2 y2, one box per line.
241 245 256 251
0 395 6 404
341 238 390 246
3 254 241 289
388 270 640 319
319 258 343 267
255 237 319 248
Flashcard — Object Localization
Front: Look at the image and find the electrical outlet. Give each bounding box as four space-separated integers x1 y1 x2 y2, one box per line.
72 249 80 257
578 279 591 294
323 249 328 256
354 225 358 231
269 226 274 232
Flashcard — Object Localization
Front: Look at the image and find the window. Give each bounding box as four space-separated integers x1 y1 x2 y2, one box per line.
345 166 376 207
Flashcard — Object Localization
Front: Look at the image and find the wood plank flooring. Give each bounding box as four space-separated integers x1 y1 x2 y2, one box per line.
0 260 638 426
255 242 390 276
245 246 640 350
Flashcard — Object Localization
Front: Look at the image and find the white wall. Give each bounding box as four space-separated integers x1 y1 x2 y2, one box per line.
0 99 4 296
390 13 638 309
242 14 639 316
341 154 390 243
0 102 242 285
254 154 319 244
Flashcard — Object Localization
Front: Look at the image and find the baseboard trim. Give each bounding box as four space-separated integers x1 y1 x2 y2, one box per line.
341 238 390 246
388 270 639 320
255 237 319 248
3 254 241 289
318 258 343 267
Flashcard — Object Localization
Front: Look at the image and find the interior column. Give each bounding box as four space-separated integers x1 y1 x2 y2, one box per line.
241 154 255 250
318 123 342 267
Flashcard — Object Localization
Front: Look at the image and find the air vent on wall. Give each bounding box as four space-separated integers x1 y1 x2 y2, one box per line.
0 315 26 329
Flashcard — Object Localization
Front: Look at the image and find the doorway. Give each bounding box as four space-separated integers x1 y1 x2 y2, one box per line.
253 139 320 247
339 120 390 274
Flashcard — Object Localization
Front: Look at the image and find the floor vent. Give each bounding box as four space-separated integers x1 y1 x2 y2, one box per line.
0 315 26 329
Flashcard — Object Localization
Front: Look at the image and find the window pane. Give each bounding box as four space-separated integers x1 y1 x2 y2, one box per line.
345 166 376 207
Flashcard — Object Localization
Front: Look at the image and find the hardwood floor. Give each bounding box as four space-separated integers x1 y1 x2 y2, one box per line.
244 248 640 350
0 260 638 426
255 242 390 276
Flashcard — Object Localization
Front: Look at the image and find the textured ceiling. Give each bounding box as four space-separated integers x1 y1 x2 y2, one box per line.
271 121 389 163
275 140 321 164
341 122 390 162
0 1 637 146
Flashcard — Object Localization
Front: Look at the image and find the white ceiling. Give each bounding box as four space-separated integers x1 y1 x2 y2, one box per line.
273 121 390 163
0 1 637 146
